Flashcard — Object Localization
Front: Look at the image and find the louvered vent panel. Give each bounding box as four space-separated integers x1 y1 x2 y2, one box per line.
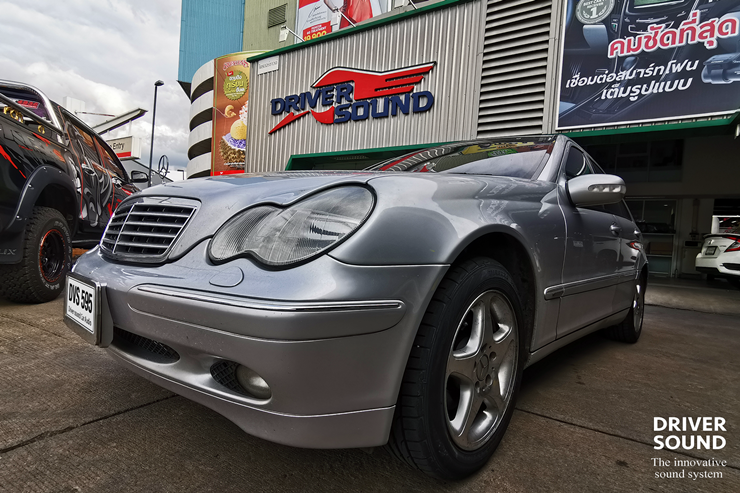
478 0 552 137
267 4 287 28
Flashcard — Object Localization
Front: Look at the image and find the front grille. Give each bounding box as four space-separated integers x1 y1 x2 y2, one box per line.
210 361 250 396
101 198 197 262
112 327 180 364
724 263 740 271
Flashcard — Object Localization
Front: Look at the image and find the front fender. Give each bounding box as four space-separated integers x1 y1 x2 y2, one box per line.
329 173 566 356
6 165 77 235
330 175 563 274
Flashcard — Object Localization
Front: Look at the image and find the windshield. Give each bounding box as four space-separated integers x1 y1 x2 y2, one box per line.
366 138 555 179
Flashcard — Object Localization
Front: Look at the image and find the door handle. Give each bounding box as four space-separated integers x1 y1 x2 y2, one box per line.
610 224 622 236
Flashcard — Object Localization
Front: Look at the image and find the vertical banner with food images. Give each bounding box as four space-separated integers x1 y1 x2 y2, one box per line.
211 51 264 176
295 0 388 42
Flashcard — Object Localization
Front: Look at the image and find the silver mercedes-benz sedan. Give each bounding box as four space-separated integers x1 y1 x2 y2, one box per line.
64 135 647 479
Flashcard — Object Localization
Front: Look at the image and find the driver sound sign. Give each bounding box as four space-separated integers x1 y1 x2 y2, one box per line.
268 62 436 134
556 0 740 129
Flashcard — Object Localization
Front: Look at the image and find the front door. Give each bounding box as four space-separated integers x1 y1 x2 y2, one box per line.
556 145 621 337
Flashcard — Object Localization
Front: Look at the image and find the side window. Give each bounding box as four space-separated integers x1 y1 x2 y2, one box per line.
603 200 632 219
564 146 591 180
97 140 128 184
70 124 104 170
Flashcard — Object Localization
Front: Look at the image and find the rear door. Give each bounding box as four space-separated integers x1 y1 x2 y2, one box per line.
556 144 621 337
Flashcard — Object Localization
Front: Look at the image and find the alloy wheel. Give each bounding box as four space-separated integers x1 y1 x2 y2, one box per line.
632 282 644 331
445 290 518 451
39 229 66 283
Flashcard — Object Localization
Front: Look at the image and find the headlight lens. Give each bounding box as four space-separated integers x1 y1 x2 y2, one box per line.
209 186 374 266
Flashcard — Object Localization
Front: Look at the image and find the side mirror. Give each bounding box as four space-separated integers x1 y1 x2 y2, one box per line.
567 174 626 207
131 170 149 183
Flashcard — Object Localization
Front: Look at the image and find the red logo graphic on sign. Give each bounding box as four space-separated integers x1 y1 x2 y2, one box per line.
312 63 435 100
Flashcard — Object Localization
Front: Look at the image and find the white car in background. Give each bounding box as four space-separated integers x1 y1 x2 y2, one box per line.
695 228 740 288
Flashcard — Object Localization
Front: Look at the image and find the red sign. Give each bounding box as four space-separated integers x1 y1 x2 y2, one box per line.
303 22 331 41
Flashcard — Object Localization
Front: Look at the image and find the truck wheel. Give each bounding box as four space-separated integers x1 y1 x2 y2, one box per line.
0 207 72 303
387 257 525 479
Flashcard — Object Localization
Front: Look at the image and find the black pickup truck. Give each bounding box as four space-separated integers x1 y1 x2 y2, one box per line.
0 80 142 303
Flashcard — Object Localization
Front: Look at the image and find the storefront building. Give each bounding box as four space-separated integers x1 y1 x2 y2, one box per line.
182 0 740 277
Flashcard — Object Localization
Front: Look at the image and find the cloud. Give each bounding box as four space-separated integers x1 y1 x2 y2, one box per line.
0 0 190 169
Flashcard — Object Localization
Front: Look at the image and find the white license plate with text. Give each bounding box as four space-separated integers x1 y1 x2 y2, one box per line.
65 276 98 335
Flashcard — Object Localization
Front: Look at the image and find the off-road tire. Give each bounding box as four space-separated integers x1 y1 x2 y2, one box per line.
0 207 72 303
386 257 525 480
605 274 646 343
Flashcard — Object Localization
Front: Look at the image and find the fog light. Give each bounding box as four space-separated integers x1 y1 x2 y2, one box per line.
236 365 272 400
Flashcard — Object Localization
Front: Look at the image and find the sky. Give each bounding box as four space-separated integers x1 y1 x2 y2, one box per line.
0 0 189 179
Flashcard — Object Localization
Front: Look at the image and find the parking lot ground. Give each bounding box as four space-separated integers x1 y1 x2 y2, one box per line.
0 295 738 492
645 276 740 316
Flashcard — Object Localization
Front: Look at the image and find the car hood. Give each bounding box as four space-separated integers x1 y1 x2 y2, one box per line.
137 171 380 206
129 171 556 263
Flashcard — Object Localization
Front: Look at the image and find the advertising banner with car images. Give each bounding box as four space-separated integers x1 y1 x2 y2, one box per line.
556 0 740 130
295 0 388 42
211 51 265 176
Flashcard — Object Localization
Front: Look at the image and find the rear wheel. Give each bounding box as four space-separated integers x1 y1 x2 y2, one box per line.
387 258 525 479
0 207 72 303
605 275 645 343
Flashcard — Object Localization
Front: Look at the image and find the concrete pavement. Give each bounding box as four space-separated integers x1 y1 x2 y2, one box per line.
0 293 738 492
645 277 740 316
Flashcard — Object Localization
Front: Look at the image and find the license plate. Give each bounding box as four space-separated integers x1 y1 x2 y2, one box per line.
705 246 717 256
65 275 99 336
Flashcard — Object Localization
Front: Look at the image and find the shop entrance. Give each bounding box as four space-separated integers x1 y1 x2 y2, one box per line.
285 145 434 171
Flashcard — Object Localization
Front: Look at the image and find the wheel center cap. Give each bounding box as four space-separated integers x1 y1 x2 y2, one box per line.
477 354 489 381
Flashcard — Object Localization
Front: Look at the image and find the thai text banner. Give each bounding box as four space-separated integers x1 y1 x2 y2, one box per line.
556 0 740 130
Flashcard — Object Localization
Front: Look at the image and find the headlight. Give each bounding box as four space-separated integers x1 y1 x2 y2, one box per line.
209 186 374 266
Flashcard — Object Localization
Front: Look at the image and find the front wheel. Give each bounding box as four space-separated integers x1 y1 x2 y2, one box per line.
387 258 525 479
0 207 72 303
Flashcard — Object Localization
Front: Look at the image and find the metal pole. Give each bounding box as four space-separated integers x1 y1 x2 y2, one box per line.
281 25 304 43
148 80 164 187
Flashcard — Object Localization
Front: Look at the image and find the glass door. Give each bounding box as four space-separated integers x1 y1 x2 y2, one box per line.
626 199 677 276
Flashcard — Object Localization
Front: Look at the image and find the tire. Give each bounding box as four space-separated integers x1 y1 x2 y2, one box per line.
605 274 646 343
707 274 716 282
387 257 525 480
0 207 72 303
728 277 740 289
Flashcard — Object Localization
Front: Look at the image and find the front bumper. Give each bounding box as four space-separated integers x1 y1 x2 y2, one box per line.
72 241 448 448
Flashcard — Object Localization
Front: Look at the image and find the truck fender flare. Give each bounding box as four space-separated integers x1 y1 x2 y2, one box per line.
6 165 77 235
